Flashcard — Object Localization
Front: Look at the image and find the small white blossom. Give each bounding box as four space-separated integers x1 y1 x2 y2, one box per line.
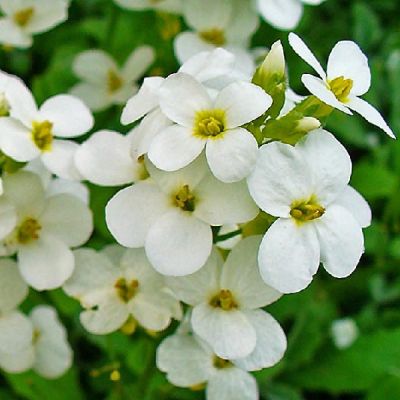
0 171 93 290
106 156 258 276
0 0 68 48
71 47 155 112
114 0 182 13
166 237 286 360
289 33 395 138
331 318 359 349
248 129 370 293
256 0 325 30
63 246 181 334
0 77 94 180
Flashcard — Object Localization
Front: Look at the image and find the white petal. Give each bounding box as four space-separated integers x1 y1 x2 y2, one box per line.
165 248 223 306
47 178 90 205
288 33 326 79
247 141 312 218
105 182 169 247
302 74 352 114
156 334 213 387
195 174 259 226
18 234 75 291
24 0 67 34
192 303 256 359
220 236 281 309
122 45 155 81
346 96 395 138
0 311 33 354
0 18 31 48
39 95 94 138
80 294 129 335
215 82 272 129
297 129 351 205
40 194 93 247
174 32 216 64
3 170 45 217
0 196 17 241
41 139 83 180
30 306 72 379
75 130 139 186
234 309 286 371
335 186 371 228
121 77 164 124
0 117 39 162
159 72 212 127
69 82 111 112
207 368 258 400
0 259 28 313
72 50 118 85
315 204 364 278
258 218 320 293
206 128 258 183
6 75 38 125
146 210 212 276
257 0 303 30
0 346 34 373
148 125 205 171
327 41 371 96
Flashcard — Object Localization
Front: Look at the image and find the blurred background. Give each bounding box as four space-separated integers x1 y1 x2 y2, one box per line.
0 0 399 398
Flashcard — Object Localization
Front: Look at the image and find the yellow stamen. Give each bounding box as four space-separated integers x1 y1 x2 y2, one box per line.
115 278 139 303
209 289 238 311
31 121 53 151
173 185 196 212
213 355 233 369
194 109 226 138
199 28 226 46
17 218 41 244
13 8 34 27
290 197 325 223
107 70 123 93
328 76 353 103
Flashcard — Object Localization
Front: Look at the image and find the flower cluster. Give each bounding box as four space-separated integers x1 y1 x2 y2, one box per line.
0 5 395 399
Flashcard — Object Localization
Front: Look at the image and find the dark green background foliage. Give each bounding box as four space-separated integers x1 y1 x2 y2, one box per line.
1 0 400 398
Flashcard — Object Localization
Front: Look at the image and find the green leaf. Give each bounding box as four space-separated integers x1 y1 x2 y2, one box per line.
367 375 400 400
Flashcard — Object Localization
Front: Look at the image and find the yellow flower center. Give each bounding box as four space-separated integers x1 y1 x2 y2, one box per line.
213 355 233 369
115 278 139 303
209 289 238 311
199 28 226 46
328 76 353 103
13 8 34 27
194 110 226 138
173 185 196 212
17 218 41 244
107 69 123 94
290 197 325 223
31 120 53 151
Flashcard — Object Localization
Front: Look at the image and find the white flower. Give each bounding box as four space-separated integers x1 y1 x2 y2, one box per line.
106 156 258 276
71 47 155 112
63 246 181 334
0 77 94 180
147 72 271 182
174 0 259 75
331 318 359 349
256 0 325 30
0 0 68 48
0 171 93 290
157 332 259 400
114 0 182 13
0 305 73 378
288 33 395 138
121 47 237 125
166 236 286 360
247 129 370 293
75 130 148 186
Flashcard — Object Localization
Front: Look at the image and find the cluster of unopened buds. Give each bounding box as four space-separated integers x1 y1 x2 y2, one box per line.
0 1 395 399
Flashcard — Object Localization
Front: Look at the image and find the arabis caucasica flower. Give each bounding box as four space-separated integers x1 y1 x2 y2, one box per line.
148 73 272 182
157 331 260 400
0 77 94 180
114 0 182 13
63 246 181 334
0 0 68 48
0 171 93 290
174 0 258 75
106 156 258 276
248 129 370 293
289 33 395 138
166 237 286 360
71 47 155 112
256 0 325 30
